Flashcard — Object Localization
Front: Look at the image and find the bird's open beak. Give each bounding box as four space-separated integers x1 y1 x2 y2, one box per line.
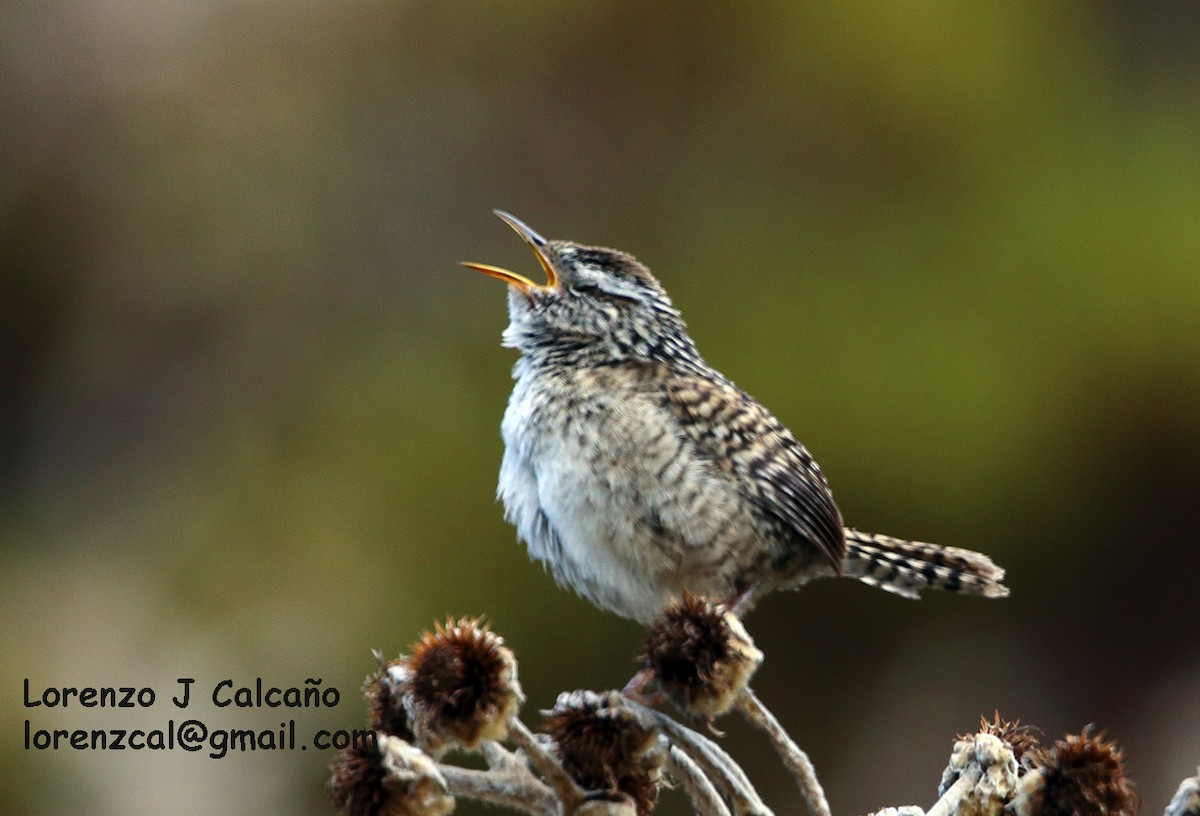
461 210 558 292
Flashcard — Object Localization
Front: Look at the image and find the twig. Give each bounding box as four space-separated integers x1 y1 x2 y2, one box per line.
926 765 981 816
626 699 772 816
506 716 586 812
439 762 558 816
483 739 520 770
735 687 831 816
667 742 734 816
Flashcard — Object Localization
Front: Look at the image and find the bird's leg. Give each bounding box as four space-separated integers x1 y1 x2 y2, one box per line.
726 580 762 618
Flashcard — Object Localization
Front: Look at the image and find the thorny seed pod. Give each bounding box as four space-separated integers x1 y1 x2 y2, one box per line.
642 593 763 718
404 617 523 754
330 734 390 816
329 733 453 816
1164 769 1199 816
938 732 1019 816
364 651 414 741
966 712 1040 774
1013 728 1137 816
543 690 664 815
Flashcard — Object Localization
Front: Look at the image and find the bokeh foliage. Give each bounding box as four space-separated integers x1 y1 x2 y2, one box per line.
2 2 1198 814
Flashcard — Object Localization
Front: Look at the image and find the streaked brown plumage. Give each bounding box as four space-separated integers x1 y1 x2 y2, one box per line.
464 211 1007 623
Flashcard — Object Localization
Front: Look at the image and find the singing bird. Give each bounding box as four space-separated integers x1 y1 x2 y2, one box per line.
464 211 1007 624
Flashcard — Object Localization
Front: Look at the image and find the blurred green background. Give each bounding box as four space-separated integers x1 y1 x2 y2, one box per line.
3 1 1199 814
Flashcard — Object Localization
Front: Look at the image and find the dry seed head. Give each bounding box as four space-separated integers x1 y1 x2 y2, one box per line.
329 733 390 816
543 690 663 815
642 593 762 717
1014 728 1137 816
938 732 1019 816
364 651 414 741
971 712 1040 773
404 617 523 752
328 733 453 816
1163 770 1199 816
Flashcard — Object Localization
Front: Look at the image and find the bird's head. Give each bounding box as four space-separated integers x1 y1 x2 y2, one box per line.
462 211 700 367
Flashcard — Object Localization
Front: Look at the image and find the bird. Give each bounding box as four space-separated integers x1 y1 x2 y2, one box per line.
463 210 1008 624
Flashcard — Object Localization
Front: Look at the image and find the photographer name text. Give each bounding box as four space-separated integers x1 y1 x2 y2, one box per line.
24 677 339 709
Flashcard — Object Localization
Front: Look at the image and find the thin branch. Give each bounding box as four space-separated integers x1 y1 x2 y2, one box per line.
506 715 586 812
626 699 772 816
439 762 558 816
926 765 981 816
666 742 734 816
735 687 831 816
483 739 521 770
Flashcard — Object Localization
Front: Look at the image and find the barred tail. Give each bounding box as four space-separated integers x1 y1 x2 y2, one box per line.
841 528 1009 600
